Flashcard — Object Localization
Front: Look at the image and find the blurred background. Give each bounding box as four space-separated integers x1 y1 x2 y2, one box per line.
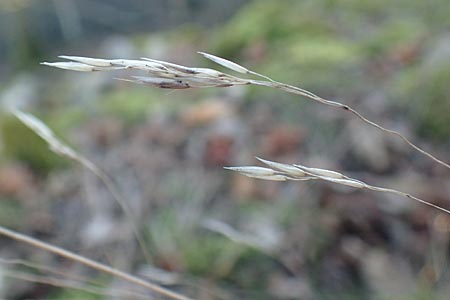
1 0 450 299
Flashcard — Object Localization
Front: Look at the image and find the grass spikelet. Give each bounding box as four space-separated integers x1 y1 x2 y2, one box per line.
58 55 114 67
40 61 95 71
293 165 345 179
197 51 249 74
255 157 309 177
224 166 288 181
226 158 450 215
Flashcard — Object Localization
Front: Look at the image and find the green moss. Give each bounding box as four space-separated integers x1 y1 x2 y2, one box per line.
49 283 104 300
223 249 274 292
412 65 450 140
182 235 244 276
43 268 111 299
45 107 88 134
99 86 189 123
146 206 245 277
100 87 155 122
362 19 425 57
288 37 359 66
211 0 332 58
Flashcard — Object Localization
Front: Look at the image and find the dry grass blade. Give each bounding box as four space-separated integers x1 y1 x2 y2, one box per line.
0 225 194 300
12 109 152 264
41 53 450 172
225 158 450 215
13 109 95 170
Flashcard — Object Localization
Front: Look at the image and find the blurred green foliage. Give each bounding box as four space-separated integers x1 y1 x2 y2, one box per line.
412 64 450 140
49 288 103 300
0 197 23 229
209 0 450 140
2 0 450 298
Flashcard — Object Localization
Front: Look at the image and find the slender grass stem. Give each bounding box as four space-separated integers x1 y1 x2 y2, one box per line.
0 225 194 300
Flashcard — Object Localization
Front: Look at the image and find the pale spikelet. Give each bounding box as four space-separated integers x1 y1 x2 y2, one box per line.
318 177 366 188
198 51 249 74
58 55 113 67
256 157 308 177
293 165 345 179
140 57 197 73
224 166 288 181
197 52 278 82
113 59 170 72
225 166 277 176
127 76 190 89
226 158 450 215
224 166 276 176
246 174 289 181
60 56 168 72
40 62 99 72
188 67 226 77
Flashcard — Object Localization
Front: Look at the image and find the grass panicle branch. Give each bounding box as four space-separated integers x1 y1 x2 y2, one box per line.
225 157 450 215
41 52 450 171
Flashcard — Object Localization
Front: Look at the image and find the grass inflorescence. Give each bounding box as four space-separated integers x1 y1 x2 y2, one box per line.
1 51 449 300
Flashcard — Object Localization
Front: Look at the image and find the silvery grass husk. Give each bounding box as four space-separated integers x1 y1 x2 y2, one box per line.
225 157 450 215
12 109 152 264
41 52 450 172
